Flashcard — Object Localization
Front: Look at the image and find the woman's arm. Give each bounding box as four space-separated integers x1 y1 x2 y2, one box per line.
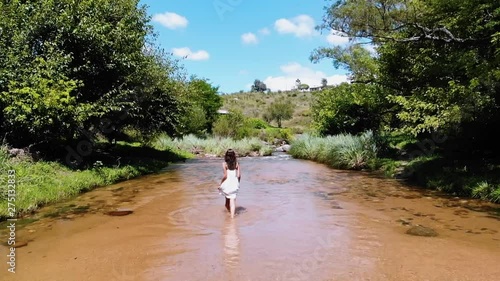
237 163 241 182
220 162 227 185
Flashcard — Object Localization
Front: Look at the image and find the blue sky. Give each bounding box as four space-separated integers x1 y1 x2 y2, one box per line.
139 0 352 93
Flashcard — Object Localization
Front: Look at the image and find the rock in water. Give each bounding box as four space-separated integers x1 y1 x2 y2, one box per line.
106 209 133 216
406 225 438 237
3 241 28 248
14 241 28 248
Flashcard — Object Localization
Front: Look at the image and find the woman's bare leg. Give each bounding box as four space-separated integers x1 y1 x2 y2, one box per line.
225 198 230 212
230 198 236 218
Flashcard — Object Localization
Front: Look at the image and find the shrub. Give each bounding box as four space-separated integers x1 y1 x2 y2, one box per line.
213 110 253 139
257 128 293 144
151 134 273 157
246 118 270 129
289 131 378 170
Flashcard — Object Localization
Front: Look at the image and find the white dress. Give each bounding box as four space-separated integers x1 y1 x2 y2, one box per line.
220 165 239 199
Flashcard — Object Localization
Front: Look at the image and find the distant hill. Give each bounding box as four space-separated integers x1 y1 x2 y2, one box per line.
220 90 315 133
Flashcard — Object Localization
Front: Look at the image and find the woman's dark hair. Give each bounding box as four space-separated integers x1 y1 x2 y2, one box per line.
224 149 237 170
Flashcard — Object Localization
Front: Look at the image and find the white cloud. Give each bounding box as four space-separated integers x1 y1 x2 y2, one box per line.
326 31 349 45
274 15 317 38
152 12 188 29
259 27 271 35
263 62 349 91
241 32 258 44
171 47 209 61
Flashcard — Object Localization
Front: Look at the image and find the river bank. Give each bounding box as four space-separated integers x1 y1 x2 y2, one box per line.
0 143 192 220
288 132 500 204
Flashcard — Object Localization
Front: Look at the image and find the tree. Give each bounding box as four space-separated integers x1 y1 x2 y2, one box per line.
311 83 389 135
295 79 301 90
188 78 222 131
0 0 185 149
311 44 379 83
213 110 247 139
264 98 294 128
299 84 310 91
321 78 328 88
251 79 267 92
177 77 222 135
312 0 500 144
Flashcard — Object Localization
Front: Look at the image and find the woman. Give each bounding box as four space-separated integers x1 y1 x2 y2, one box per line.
219 149 241 218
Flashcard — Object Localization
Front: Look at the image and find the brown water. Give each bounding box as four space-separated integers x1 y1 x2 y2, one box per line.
2 154 500 281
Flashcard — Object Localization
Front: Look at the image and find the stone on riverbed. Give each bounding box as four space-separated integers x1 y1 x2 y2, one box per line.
275 144 292 152
396 218 412 226
106 209 133 216
3 241 28 248
406 225 438 237
13 241 28 248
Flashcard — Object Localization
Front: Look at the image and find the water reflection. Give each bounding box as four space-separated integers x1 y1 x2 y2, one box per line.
223 217 240 268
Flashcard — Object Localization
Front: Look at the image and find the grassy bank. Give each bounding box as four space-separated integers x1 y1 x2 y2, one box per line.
0 143 190 219
289 131 378 170
372 132 500 203
291 130 500 203
376 155 500 203
152 134 274 157
289 131 500 203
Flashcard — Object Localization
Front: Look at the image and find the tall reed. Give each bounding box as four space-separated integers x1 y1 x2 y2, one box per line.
289 131 378 170
152 134 273 157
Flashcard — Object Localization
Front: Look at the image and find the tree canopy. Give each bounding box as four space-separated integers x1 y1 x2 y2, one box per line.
264 99 295 128
310 0 500 152
0 0 221 156
251 79 267 92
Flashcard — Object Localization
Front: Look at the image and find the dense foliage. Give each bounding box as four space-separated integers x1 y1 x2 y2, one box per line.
251 79 268 92
0 0 221 161
308 0 500 201
289 131 378 170
312 0 500 151
177 77 222 136
263 98 295 128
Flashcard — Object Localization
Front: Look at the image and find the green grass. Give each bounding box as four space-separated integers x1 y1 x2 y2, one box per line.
403 156 500 203
0 143 189 219
289 131 378 170
371 132 500 203
151 133 274 157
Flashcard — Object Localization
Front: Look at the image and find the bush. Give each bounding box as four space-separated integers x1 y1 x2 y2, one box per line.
289 131 378 170
151 134 273 157
257 128 293 144
246 118 270 129
311 83 388 136
213 110 252 139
